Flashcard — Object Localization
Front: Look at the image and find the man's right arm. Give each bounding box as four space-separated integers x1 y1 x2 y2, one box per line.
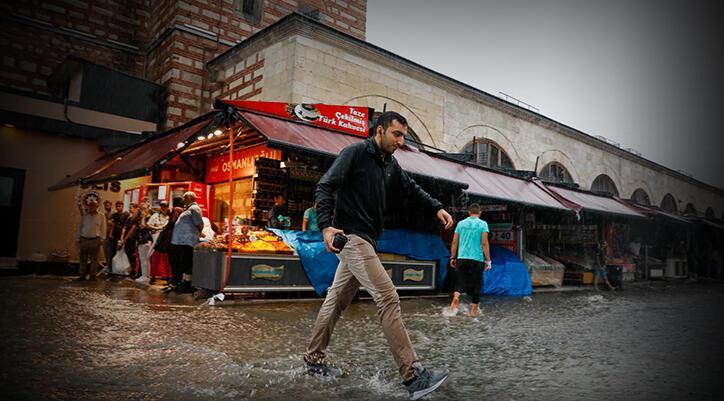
314 144 357 231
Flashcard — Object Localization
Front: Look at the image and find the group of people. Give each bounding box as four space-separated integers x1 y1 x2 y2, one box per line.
76 191 205 294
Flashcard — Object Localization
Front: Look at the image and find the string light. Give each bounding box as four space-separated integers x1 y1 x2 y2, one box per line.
214 129 223 136
197 135 205 141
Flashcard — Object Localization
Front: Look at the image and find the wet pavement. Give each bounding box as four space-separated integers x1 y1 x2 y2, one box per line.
1 276 723 401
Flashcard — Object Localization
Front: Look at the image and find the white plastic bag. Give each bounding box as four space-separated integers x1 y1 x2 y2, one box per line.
111 248 132 276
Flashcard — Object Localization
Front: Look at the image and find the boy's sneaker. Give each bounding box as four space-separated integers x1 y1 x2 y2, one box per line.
303 355 332 377
405 366 449 400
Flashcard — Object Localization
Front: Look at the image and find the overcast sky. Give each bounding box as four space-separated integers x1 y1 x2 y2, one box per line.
366 0 724 190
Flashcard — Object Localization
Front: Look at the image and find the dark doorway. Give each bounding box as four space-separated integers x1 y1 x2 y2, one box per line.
0 167 25 257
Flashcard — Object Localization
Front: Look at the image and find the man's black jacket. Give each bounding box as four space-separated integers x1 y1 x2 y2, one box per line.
315 138 443 248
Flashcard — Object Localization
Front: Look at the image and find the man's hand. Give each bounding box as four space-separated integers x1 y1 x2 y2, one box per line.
450 258 457 268
322 226 345 253
437 209 454 229
485 260 492 271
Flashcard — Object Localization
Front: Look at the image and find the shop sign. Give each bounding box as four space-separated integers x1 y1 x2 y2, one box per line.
251 264 285 281
206 144 281 183
403 268 424 282
190 182 212 220
225 100 370 137
481 204 507 212
489 223 517 253
491 230 515 244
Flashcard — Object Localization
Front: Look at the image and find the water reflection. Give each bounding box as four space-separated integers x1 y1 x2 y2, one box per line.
1 277 722 401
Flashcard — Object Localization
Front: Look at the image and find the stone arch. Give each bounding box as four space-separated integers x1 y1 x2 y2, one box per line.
705 207 715 219
624 179 655 204
630 188 651 206
342 94 437 147
661 193 678 213
539 161 574 184
586 164 621 195
535 149 581 184
684 203 697 216
451 124 523 168
591 174 620 197
460 137 516 169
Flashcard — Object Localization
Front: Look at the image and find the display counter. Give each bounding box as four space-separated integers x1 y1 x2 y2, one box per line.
191 228 439 293
192 248 437 293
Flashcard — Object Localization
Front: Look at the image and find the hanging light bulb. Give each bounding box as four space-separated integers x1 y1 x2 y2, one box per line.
176 142 185 149
197 135 205 141
207 132 214 139
214 129 223 136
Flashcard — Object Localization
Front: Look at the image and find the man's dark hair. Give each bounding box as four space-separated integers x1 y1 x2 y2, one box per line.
172 197 183 207
468 203 481 214
115 201 124 206
371 111 408 136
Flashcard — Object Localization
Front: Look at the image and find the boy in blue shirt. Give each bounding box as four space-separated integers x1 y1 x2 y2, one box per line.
449 203 491 317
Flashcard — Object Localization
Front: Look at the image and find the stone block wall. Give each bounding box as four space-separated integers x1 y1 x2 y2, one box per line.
279 32 724 216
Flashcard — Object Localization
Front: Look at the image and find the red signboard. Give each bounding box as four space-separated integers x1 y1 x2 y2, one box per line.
190 182 212 221
205 144 281 184
224 100 370 137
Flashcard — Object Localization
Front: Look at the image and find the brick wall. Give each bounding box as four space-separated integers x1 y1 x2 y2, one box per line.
1 0 368 129
0 0 148 96
213 52 265 101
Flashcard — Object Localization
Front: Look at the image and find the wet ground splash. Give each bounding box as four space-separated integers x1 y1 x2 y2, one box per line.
1 276 723 401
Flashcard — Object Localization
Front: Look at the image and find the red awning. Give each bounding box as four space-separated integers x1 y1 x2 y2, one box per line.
543 184 647 218
49 118 212 190
621 200 692 224
238 110 572 211
463 168 571 211
238 110 470 188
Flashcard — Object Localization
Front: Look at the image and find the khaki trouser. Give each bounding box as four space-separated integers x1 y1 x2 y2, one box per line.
306 235 419 381
78 237 101 277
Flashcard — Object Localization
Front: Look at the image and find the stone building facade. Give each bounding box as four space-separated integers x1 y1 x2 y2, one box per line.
207 15 724 218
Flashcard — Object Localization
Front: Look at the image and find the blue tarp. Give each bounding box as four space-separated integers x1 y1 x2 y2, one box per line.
270 229 450 296
270 230 531 297
483 245 532 296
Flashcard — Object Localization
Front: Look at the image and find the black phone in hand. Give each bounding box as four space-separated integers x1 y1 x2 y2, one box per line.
332 233 348 253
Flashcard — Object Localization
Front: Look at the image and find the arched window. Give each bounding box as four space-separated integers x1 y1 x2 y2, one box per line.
591 174 619 197
539 162 572 183
684 203 697 216
661 194 677 213
462 138 514 171
631 188 650 206
705 207 715 219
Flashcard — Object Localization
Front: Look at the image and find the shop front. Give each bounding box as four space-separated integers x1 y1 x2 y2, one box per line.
50 100 467 295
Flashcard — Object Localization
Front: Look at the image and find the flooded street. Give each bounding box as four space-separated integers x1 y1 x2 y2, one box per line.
1 277 723 401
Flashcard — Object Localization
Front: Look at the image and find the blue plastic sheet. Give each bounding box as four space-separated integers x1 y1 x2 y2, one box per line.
483 246 532 296
270 229 450 296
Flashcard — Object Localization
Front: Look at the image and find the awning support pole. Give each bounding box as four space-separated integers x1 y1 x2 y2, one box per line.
221 126 235 293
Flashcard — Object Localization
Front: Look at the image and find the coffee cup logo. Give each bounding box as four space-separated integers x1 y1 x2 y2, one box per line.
293 103 321 122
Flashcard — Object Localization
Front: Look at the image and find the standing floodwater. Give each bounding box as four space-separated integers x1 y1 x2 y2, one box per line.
1 277 722 401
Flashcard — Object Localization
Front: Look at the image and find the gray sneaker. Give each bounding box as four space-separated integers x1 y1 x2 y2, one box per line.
303 355 332 377
405 366 449 400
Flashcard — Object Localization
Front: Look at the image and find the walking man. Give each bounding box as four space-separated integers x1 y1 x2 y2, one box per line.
77 198 106 280
594 241 616 291
304 111 454 400
448 203 491 317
